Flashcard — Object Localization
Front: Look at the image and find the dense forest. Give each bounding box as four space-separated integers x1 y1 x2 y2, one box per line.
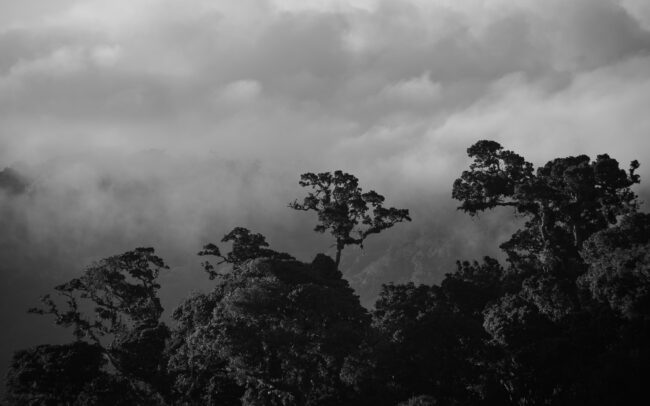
5 140 649 405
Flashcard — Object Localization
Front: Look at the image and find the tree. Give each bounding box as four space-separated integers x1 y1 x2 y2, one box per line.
30 247 168 341
7 341 144 405
342 278 505 406
18 247 171 404
452 140 640 271
167 254 370 405
6 342 107 405
290 171 411 267
166 290 245 405
452 140 648 405
580 212 650 320
441 257 506 318
198 227 294 279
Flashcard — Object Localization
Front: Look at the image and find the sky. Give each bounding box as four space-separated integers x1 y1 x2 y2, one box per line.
1 0 650 389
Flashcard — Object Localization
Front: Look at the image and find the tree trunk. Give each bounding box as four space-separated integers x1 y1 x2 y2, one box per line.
335 240 343 267
538 204 556 272
572 224 583 249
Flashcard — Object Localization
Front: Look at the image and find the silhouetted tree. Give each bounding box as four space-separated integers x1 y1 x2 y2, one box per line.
441 257 506 318
168 254 370 405
290 171 411 266
342 278 506 406
29 247 168 341
6 342 107 405
198 227 294 279
451 140 647 405
453 140 640 271
11 248 171 404
580 212 650 320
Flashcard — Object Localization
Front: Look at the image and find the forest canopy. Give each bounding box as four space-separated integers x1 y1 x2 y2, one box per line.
5 142 649 406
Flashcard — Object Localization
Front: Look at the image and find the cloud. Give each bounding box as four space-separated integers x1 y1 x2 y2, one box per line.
1 0 649 286
2 0 649 166
215 79 262 105
377 72 442 107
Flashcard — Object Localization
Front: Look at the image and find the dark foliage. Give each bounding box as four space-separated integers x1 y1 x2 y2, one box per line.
7 342 106 405
290 171 411 266
28 247 168 342
580 212 650 320
6 148 649 406
450 141 649 405
198 227 294 279
12 248 171 404
453 140 640 273
167 254 369 405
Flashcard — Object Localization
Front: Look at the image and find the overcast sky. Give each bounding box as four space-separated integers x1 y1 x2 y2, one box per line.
2 0 650 172
1 0 650 387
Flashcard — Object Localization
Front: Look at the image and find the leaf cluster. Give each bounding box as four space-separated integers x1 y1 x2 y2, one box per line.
290 171 410 263
198 227 294 279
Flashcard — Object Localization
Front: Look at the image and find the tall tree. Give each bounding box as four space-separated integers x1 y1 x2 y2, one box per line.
15 247 171 404
453 140 640 271
452 140 647 405
290 171 411 266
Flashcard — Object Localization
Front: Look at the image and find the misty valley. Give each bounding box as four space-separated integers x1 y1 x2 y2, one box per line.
3 140 649 405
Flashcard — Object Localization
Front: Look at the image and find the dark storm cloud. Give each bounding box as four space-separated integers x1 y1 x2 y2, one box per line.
1 0 650 388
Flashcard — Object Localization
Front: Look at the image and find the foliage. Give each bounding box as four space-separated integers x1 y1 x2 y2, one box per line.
440 257 505 318
450 141 648 405
396 395 438 406
6 341 153 406
166 288 245 405
342 269 510 405
198 227 294 279
29 247 168 342
168 254 369 405
12 248 171 404
290 171 411 266
6 342 106 405
580 212 650 320
371 283 487 404
7 154 649 406
453 140 640 271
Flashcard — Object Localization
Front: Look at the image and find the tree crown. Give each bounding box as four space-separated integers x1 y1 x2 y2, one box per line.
290 170 411 265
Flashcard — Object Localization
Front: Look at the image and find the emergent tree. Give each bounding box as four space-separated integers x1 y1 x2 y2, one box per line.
290 171 411 266
452 140 640 271
16 248 171 404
